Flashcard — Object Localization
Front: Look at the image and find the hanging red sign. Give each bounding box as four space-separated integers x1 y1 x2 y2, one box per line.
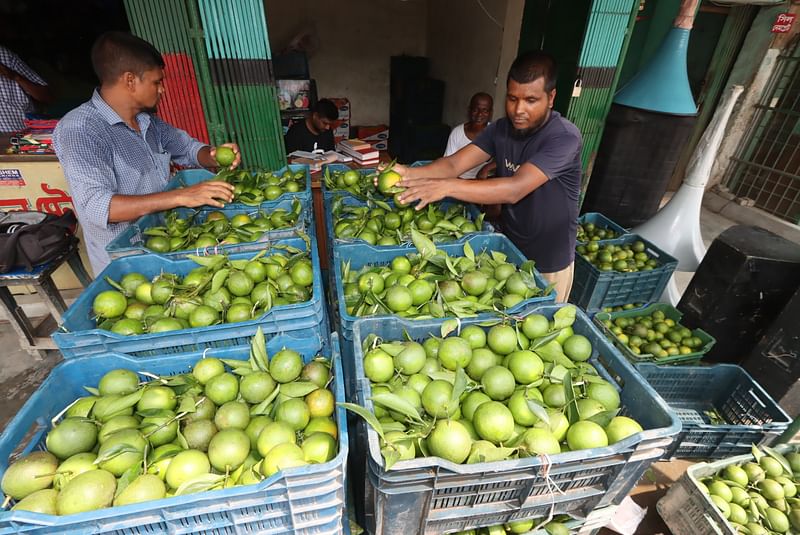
772 13 795 33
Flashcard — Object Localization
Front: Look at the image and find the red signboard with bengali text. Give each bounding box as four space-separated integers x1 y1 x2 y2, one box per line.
772 13 795 33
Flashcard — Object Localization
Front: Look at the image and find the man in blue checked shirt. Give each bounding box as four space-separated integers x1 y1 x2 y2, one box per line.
54 32 241 275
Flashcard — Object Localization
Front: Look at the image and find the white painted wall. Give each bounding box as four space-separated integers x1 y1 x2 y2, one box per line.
427 0 507 127
426 0 524 126
264 0 428 126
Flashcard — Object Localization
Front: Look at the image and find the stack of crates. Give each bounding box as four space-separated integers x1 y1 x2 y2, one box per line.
350 305 680 534
331 233 554 398
0 154 351 530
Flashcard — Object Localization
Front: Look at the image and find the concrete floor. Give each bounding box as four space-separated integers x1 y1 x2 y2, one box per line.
0 198 794 534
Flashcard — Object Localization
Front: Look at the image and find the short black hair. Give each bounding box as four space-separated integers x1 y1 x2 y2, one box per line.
313 99 338 121
507 51 557 92
469 92 493 107
91 31 165 84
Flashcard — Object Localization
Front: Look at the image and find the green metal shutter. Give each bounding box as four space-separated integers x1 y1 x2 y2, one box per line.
124 0 286 169
565 0 639 189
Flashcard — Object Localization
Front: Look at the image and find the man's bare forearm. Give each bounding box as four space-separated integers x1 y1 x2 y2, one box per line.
445 177 529 205
108 191 181 223
15 76 53 104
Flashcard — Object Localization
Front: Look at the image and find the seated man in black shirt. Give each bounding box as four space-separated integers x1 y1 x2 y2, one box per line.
284 98 338 153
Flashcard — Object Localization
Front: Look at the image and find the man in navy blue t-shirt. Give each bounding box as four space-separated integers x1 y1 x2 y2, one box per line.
392 51 582 302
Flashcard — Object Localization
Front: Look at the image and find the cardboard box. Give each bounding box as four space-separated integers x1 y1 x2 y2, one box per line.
326 98 350 120
355 125 389 140
370 140 388 151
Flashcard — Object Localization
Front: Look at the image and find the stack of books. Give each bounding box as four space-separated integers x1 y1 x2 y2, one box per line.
336 138 380 166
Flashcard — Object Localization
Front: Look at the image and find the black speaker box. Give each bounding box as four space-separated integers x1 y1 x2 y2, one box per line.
741 286 800 414
678 225 800 364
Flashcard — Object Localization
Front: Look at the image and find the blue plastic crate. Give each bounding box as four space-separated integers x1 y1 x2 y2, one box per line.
53 236 326 359
166 164 312 208
569 234 678 313
577 213 628 244
106 197 312 260
323 194 494 262
350 304 681 535
0 333 348 535
332 233 555 349
635 363 791 459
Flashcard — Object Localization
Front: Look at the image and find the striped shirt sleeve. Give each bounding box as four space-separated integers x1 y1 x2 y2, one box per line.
53 119 115 229
2 47 46 85
153 116 207 167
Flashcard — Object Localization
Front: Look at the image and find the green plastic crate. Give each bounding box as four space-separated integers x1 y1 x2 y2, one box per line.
594 303 715 365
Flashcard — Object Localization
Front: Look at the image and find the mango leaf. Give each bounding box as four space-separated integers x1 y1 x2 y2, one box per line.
280 381 319 398
104 276 128 293
535 340 574 368
751 444 764 463
250 327 270 372
174 473 226 496
378 343 405 357
763 446 793 476
440 319 460 338
143 227 169 237
525 398 550 426
232 367 254 376
219 360 250 373
228 463 246 485
374 199 393 212
529 331 562 351
381 446 402 470
490 251 507 263
411 229 437 258
450 368 468 407
93 443 142 465
553 306 577 331
210 268 230 294
587 409 619 428
467 446 516 464
580 374 607 384
250 385 280 415
187 254 226 269
339 402 386 443
563 372 580 425
444 255 459 277
229 259 248 270
175 426 189 449
380 421 407 434
150 445 181 464
549 365 569 383
136 408 174 419
94 389 144 420
177 395 199 415
434 220 459 232
463 242 475 263
83 386 100 397
114 463 143 498
371 393 423 422
426 370 456 384
417 436 430 457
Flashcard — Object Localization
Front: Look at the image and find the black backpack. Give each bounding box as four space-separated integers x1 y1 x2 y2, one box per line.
0 210 78 273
